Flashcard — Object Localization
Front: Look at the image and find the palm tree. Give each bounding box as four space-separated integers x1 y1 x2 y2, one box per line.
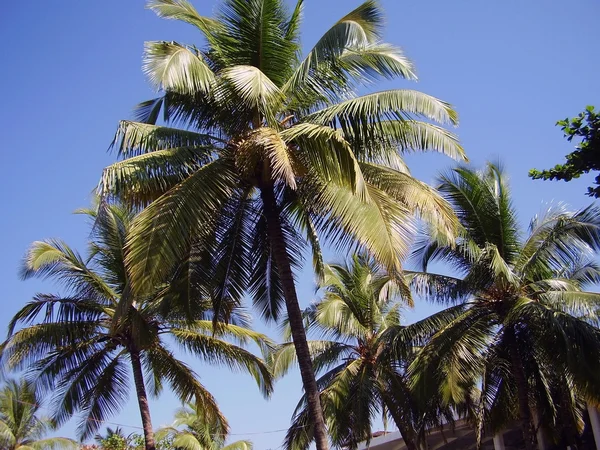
157 403 252 450
0 379 77 450
271 255 454 450
100 2 466 448
94 427 132 450
406 162 600 450
1 203 273 450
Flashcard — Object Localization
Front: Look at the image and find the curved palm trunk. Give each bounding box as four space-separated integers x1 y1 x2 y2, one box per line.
381 375 419 450
383 398 419 450
510 345 536 450
130 349 156 450
260 186 329 450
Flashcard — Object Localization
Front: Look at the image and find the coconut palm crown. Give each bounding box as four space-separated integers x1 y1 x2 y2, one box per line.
407 162 600 450
1 202 273 450
156 403 252 450
0 379 77 450
100 1 466 448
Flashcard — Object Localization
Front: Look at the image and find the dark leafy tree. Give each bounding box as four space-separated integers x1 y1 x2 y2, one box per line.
530 106 600 197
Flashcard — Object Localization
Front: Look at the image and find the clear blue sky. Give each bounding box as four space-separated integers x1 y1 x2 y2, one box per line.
1 0 598 449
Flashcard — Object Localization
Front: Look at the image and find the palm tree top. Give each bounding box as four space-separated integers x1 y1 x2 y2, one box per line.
2 202 274 443
156 403 252 450
0 379 77 450
412 162 600 304
408 162 600 449
101 0 467 302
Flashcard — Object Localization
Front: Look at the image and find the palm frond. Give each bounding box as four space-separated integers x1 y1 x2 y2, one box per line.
405 271 468 304
147 0 223 43
218 65 283 121
20 240 117 302
133 97 164 124
409 304 496 404
338 43 416 82
144 41 215 95
71 352 130 440
301 179 415 274
125 158 238 294
144 345 229 430
221 440 253 450
169 328 273 396
359 162 459 242
305 90 458 126
282 0 384 102
30 437 78 450
215 0 299 87
344 120 465 162
282 122 367 198
111 120 221 157
101 146 216 206
270 341 351 378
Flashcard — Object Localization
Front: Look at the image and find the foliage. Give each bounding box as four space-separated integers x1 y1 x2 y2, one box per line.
102 1 466 448
90 428 171 450
408 162 600 449
0 379 77 450
271 255 455 450
156 404 251 450
100 0 466 318
530 106 600 197
0 202 273 443
98 433 129 450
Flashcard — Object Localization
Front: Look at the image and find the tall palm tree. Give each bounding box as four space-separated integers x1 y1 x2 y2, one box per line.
406 162 600 450
157 403 252 450
100 2 466 448
0 203 273 450
271 255 454 450
0 379 77 450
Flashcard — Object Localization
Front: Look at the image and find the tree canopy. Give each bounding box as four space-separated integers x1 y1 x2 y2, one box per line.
530 106 600 197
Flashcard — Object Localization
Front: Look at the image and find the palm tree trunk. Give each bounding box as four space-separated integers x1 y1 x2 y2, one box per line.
260 186 329 450
130 348 156 450
510 343 536 450
383 398 418 450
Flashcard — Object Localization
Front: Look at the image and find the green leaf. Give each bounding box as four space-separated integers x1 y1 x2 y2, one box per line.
143 41 215 95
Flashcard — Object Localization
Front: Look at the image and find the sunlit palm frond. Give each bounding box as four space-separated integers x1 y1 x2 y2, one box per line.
169 328 273 396
221 440 253 450
218 65 283 121
344 120 465 162
305 90 458 127
301 180 415 274
29 437 79 450
20 240 117 302
338 43 416 82
282 0 384 102
144 41 215 95
147 0 223 43
359 162 458 242
269 341 352 378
